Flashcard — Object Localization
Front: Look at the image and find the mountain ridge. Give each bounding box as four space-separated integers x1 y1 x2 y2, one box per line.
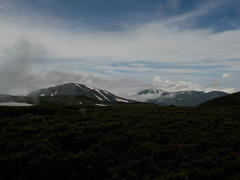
0 84 233 107
200 91 240 106
27 83 134 103
134 88 228 106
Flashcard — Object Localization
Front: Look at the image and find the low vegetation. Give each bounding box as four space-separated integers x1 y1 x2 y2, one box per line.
0 104 239 179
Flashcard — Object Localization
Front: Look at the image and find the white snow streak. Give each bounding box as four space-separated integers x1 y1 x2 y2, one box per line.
0 102 33 106
95 89 110 102
85 85 95 90
116 98 129 103
75 83 82 89
95 104 109 107
94 94 103 101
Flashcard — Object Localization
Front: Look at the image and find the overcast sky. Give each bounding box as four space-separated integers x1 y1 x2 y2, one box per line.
0 0 239 97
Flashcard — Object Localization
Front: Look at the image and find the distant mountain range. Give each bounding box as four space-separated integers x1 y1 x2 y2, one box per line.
0 83 233 107
134 89 228 106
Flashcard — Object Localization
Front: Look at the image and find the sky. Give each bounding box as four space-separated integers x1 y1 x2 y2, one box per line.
0 0 239 99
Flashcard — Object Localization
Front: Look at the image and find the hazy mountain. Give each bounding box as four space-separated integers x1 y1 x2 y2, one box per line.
0 94 25 102
135 89 228 106
200 91 240 106
27 83 133 103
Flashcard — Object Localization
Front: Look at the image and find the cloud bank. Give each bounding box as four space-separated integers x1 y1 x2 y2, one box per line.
0 0 239 96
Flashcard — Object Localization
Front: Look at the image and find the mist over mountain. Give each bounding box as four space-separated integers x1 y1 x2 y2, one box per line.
132 89 228 106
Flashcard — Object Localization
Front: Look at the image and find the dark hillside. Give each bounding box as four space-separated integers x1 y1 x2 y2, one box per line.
0 104 239 179
200 91 240 106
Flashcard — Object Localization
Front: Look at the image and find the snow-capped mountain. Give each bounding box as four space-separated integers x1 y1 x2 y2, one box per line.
134 89 228 106
27 83 133 103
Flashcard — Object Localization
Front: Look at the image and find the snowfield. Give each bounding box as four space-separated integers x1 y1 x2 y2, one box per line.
0 102 33 106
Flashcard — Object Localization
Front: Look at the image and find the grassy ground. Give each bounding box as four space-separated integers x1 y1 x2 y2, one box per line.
0 104 239 179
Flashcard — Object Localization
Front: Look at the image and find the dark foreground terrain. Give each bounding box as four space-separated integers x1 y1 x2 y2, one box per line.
0 104 239 180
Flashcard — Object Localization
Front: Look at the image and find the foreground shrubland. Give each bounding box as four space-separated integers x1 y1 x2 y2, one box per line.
0 104 239 180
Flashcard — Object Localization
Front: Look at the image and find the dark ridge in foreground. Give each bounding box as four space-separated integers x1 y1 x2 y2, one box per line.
0 104 239 179
200 91 240 106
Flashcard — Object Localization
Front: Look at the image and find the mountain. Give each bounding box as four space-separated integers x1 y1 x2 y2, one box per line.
0 84 230 107
27 83 133 103
134 89 228 106
200 91 240 106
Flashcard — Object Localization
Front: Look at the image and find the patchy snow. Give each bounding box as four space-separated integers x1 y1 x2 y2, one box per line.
40 93 45 96
51 93 54 96
0 102 33 106
85 85 95 90
79 102 82 104
54 91 58 96
95 89 111 102
94 94 103 101
116 98 129 103
75 83 82 89
95 104 109 107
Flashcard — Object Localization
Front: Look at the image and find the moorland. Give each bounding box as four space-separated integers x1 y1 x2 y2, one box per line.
0 101 239 180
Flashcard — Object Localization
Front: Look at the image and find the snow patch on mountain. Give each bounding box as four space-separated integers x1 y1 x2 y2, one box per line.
95 89 111 102
0 102 33 106
94 94 103 101
95 104 109 107
85 85 95 90
27 83 134 104
116 98 130 103
75 83 82 89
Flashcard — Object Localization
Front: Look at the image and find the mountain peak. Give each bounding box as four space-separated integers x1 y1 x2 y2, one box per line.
27 83 133 103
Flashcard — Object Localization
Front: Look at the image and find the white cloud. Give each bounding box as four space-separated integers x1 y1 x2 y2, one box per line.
153 76 236 94
222 73 231 78
220 88 236 93
127 76 237 102
130 91 176 102
153 77 203 92
0 3 240 64
0 0 239 95
205 87 236 94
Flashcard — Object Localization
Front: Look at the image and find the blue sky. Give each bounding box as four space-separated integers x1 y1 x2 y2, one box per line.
0 0 239 97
